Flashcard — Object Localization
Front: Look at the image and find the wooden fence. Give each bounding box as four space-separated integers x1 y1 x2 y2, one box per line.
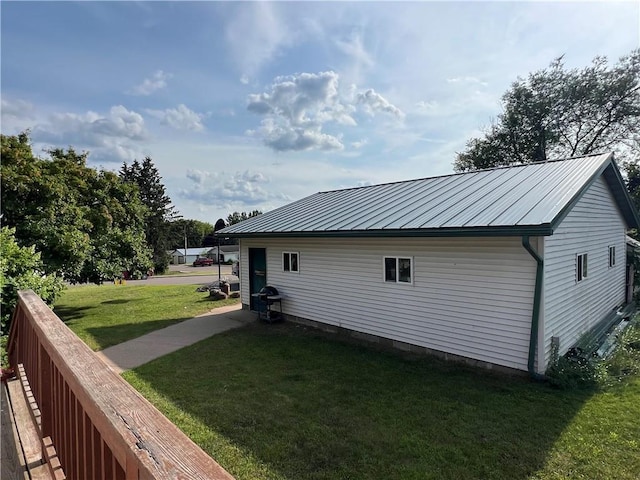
6 289 235 480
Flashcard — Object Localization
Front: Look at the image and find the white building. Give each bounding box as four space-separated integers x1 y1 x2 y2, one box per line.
207 245 240 263
169 248 211 265
218 153 639 376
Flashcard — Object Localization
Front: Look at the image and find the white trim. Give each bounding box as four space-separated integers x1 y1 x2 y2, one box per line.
608 245 616 268
283 251 300 273
576 253 588 282
383 256 414 284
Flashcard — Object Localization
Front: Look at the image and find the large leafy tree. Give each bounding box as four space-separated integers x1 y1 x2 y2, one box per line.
166 219 214 249
454 49 640 171
120 157 178 273
1 133 153 283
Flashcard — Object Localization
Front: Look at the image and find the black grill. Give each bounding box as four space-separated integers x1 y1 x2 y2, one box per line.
255 286 282 322
258 285 279 299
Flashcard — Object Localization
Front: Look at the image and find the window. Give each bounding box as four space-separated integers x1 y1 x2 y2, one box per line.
384 256 413 284
609 246 616 268
283 252 299 273
576 253 588 282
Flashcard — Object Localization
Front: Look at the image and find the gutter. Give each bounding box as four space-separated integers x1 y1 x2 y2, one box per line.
522 236 545 380
218 224 554 239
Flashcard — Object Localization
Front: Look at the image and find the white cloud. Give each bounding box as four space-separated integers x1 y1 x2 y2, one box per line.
351 139 369 149
447 76 488 86
180 168 287 206
240 74 250 85
32 105 148 163
248 118 345 152
146 104 205 131
1 97 34 118
128 70 171 96
1 98 36 132
247 71 403 152
224 3 292 79
356 89 404 118
186 169 217 185
415 100 439 115
335 32 374 68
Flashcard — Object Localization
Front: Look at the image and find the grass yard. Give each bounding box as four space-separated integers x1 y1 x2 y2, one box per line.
54 284 239 351
123 322 640 480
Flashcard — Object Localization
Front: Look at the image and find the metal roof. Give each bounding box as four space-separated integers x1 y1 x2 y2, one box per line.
219 152 639 238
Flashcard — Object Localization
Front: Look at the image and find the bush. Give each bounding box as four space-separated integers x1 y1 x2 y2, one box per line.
605 323 640 383
546 320 640 389
0 227 65 334
546 354 608 389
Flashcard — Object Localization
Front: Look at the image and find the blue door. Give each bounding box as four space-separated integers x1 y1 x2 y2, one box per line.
249 248 267 311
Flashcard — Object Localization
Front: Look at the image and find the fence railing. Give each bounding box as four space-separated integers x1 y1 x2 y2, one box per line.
7 289 235 480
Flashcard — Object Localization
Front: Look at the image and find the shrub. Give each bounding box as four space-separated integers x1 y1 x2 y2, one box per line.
546 354 608 389
605 323 640 383
0 227 65 334
546 320 640 389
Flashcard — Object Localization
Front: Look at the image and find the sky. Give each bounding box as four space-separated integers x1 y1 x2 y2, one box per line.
2 1 639 224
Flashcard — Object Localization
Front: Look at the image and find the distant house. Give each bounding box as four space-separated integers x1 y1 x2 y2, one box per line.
170 248 211 265
218 153 639 376
207 245 240 263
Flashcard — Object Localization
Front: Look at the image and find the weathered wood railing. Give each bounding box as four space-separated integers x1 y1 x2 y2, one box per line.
7 289 235 480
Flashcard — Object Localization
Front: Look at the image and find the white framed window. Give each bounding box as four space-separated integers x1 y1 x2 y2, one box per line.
383 256 413 284
576 253 588 282
283 252 299 273
608 246 616 268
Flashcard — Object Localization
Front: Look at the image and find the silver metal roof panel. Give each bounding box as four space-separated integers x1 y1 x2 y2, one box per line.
218 152 638 237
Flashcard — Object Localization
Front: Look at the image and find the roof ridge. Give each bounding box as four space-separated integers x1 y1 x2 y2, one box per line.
318 152 612 194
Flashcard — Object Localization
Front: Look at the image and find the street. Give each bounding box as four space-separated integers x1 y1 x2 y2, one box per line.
123 264 237 286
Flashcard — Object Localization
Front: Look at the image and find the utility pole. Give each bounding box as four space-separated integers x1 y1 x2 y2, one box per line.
214 219 226 281
184 223 188 258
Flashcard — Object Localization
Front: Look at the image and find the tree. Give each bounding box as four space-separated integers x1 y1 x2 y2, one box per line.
120 157 178 273
199 211 263 246
1 133 153 283
0 227 65 333
226 210 262 226
454 49 640 171
166 219 214 249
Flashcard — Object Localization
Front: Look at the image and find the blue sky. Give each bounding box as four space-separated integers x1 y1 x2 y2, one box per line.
2 1 639 223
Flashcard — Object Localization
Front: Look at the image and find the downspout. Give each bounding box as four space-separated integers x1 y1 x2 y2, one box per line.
522 236 545 380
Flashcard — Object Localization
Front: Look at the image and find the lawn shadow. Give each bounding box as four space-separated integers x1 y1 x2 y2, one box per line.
54 305 94 323
86 317 193 351
127 322 595 480
101 299 136 305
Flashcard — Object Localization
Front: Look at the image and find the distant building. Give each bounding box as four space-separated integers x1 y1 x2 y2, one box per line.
207 245 240 263
169 248 211 265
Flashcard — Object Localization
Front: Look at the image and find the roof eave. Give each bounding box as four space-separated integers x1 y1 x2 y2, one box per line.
549 153 640 231
218 224 553 239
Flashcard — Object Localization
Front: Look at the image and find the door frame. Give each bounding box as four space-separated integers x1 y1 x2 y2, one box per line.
248 248 267 311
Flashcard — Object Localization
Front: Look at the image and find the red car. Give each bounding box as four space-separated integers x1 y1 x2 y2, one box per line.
193 257 214 267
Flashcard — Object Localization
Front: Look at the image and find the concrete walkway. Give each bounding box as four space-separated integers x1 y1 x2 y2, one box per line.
95 304 255 374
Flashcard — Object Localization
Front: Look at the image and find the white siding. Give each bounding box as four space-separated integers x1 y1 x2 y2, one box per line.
543 175 627 370
241 236 536 371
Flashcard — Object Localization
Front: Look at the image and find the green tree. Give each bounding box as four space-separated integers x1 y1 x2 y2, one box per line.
454 49 640 171
0 227 65 333
1 133 153 283
120 157 178 273
226 210 262 226
167 219 214 249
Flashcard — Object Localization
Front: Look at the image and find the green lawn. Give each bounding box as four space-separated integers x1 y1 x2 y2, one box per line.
123 323 640 480
55 284 239 351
